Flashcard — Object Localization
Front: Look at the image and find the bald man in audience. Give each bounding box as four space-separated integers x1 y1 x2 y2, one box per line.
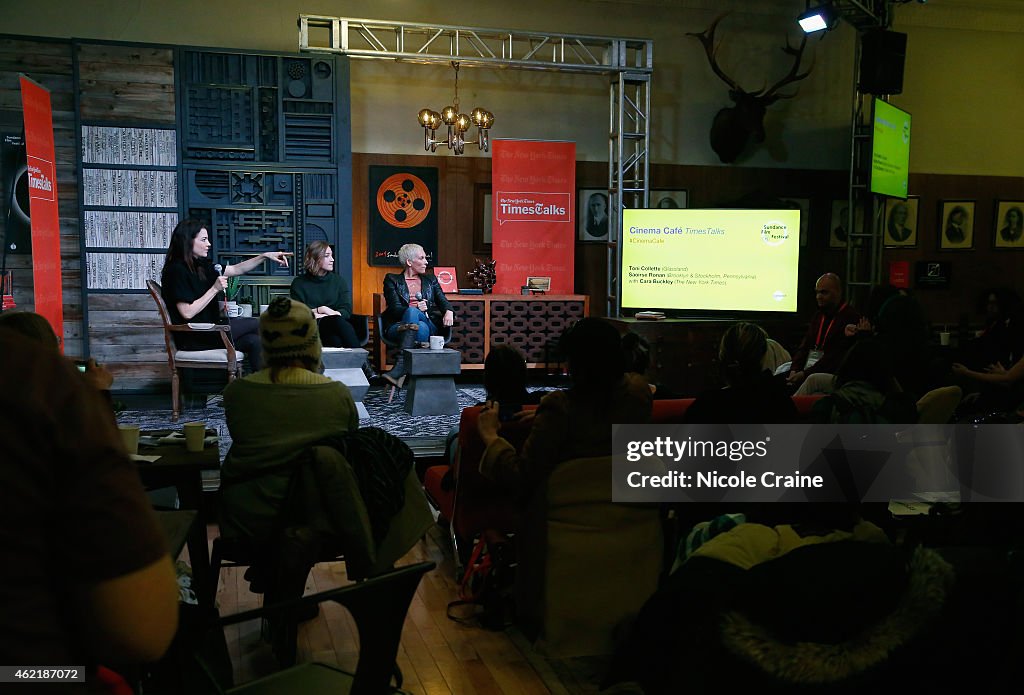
785 273 860 390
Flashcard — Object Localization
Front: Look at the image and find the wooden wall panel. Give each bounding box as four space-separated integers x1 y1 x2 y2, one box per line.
76 41 176 389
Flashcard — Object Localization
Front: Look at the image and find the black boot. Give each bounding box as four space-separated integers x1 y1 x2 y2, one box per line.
383 325 418 387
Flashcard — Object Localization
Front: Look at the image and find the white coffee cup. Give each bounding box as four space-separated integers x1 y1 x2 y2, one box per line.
429 335 445 350
184 422 206 452
118 424 140 455
939 331 950 346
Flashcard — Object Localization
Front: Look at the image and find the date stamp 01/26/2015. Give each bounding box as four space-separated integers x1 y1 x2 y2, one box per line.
0 667 85 683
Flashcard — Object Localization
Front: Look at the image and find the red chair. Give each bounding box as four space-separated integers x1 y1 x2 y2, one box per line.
651 398 695 423
422 405 540 572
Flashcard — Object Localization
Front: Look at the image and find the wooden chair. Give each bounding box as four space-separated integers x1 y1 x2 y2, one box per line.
196 561 436 694
147 280 243 421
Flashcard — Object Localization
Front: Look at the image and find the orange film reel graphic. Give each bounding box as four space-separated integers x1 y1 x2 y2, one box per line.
376 173 432 229
435 269 454 284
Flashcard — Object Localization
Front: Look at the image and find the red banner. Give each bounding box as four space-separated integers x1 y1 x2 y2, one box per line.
20 76 63 348
491 140 575 294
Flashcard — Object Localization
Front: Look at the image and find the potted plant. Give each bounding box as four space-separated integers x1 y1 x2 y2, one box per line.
223 276 241 317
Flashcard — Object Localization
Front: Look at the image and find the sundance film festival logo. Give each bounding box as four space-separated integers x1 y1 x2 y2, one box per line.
27 155 56 202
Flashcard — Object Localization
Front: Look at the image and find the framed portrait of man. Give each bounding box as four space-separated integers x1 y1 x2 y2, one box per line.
579 188 610 242
939 200 974 250
473 183 492 255
651 190 688 210
779 197 810 246
993 200 1024 249
884 196 919 248
829 199 852 249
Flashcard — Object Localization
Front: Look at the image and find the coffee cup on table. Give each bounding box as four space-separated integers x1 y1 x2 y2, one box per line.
118 424 140 455
184 422 206 452
939 331 951 346
429 335 445 350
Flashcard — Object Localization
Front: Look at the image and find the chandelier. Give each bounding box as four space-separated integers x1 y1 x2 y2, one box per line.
417 62 494 155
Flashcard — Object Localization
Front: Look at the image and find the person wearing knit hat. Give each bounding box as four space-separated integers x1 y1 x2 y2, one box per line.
221 296 358 542
259 296 322 371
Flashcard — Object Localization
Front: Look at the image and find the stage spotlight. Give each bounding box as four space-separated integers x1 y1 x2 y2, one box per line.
798 4 838 33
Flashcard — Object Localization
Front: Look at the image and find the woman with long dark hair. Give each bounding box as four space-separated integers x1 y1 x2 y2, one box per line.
160 218 291 372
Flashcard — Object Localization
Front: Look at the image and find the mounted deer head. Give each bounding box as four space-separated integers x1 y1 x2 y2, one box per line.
689 13 813 163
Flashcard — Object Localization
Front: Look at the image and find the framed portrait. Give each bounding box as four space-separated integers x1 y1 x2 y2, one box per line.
779 197 809 247
651 189 688 210
579 188 610 242
472 183 492 256
828 199 861 249
883 196 919 248
993 200 1024 249
939 200 974 250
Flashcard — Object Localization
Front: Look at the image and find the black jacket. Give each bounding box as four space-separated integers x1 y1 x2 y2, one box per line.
382 272 453 334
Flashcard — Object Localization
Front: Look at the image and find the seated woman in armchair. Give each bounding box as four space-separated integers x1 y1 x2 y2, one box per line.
381 243 454 387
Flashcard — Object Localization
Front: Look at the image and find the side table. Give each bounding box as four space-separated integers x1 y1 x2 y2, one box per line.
322 347 370 419
404 348 462 415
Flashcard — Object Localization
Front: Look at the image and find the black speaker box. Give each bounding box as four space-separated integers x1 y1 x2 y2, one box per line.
1 133 31 254
859 30 907 95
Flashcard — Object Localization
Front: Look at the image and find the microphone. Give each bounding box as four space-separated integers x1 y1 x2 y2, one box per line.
213 263 223 276
415 292 422 301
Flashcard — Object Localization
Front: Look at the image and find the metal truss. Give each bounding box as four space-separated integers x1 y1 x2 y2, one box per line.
298 15 652 75
299 15 653 316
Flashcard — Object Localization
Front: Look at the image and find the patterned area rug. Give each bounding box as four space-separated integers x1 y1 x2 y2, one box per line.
117 383 556 462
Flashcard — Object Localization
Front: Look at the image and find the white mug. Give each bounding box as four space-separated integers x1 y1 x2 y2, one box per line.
429 335 445 350
939 331 950 346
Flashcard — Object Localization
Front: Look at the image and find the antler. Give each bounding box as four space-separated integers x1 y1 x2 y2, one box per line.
758 35 814 102
687 13 743 92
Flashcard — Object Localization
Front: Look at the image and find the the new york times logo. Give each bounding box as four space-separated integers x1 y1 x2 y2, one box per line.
626 436 769 463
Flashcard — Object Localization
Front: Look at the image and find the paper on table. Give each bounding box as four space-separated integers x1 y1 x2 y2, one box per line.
888 500 930 516
131 454 162 463
157 432 218 445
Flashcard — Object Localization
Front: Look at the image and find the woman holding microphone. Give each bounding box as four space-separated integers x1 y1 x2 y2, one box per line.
160 218 291 372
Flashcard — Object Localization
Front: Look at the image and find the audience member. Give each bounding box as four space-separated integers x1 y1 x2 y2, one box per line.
477 318 652 497
290 241 361 348
844 285 936 399
160 218 291 372
444 343 543 468
381 243 454 388
786 272 860 390
483 343 545 410
964 287 1023 370
811 339 918 424
621 331 681 399
685 322 799 423
0 310 115 401
0 327 178 678
221 297 358 542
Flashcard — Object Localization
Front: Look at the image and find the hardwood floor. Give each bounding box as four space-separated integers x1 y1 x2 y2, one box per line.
206 523 618 694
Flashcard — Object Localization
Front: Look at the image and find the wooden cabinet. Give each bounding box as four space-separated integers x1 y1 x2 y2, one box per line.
372 293 588 370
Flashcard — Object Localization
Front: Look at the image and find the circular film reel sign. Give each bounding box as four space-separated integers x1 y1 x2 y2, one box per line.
376 173 431 229
436 268 455 285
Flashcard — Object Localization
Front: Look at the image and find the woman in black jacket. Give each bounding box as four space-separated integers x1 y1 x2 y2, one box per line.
381 243 454 385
